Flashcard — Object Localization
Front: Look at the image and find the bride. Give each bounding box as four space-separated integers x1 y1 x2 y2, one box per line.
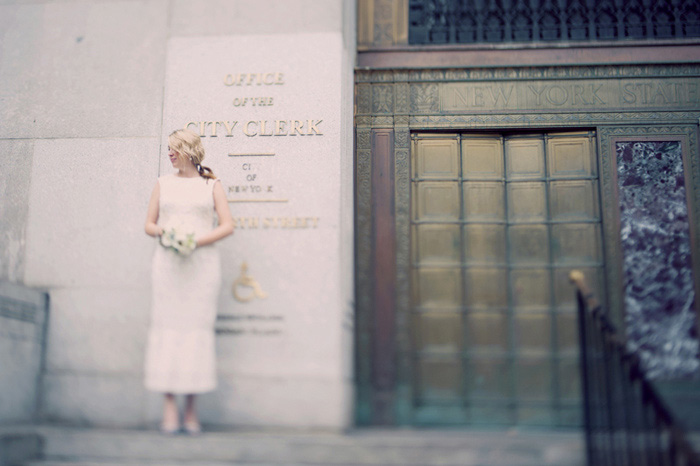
143 129 234 434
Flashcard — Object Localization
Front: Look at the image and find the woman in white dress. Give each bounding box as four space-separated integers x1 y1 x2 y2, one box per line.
143 129 234 434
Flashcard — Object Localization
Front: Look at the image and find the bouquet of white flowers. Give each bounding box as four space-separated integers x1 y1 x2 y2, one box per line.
160 227 197 256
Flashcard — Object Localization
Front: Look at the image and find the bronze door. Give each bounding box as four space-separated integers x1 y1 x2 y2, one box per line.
410 131 603 426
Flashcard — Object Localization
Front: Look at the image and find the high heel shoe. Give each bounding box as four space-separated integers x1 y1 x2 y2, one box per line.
183 421 201 435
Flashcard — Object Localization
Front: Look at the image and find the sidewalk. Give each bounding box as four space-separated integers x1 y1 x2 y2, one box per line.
2 424 584 466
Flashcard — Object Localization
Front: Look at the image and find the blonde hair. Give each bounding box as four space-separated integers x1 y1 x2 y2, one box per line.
168 129 216 180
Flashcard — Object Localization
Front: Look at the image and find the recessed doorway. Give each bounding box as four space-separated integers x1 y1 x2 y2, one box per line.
409 131 604 427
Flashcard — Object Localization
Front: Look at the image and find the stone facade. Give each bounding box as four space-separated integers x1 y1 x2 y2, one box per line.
0 282 47 425
0 0 356 429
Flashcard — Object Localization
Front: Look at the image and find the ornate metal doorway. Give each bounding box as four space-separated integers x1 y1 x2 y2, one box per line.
409 131 603 426
354 63 700 428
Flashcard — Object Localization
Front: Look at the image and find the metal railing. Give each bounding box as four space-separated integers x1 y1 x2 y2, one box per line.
570 270 700 466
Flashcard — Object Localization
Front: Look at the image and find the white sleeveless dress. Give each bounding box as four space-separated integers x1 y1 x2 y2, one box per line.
144 173 221 393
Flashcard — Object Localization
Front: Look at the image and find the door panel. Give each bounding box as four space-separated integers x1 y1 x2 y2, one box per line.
416 182 461 220
506 137 545 179
508 182 547 221
463 182 505 220
549 180 599 221
547 135 596 178
464 225 506 264
410 131 603 426
462 137 504 179
416 138 460 179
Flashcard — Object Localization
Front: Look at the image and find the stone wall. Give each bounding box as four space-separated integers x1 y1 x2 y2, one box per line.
0 282 47 424
0 0 356 429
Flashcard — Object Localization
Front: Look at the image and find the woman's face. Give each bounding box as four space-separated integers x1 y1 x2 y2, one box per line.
167 144 185 169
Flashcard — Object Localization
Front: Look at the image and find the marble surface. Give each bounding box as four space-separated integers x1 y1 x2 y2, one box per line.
0 1 167 139
169 0 346 37
0 139 33 282
159 32 355 427
23 138 158 288
1 0 355 429
616 141 699 379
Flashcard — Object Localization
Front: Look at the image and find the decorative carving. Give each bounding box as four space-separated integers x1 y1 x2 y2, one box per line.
357 64 700 84
373 70 395 82
394 115 410 126
410 83 439 113
408 0 700 44
393 71 410 82
372 116 395 127
372 85 394 114
373 0 394 45
356 84 371 115
356 115 373 126
394 130 410 149
357 129 371 149
394 83 410 114
410 112 700 126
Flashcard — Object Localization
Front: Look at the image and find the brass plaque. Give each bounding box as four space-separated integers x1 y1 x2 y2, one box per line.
232 262 267 303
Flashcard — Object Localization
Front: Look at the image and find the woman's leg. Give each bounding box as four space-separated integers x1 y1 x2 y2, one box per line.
183 394 201 433
161 393 179 432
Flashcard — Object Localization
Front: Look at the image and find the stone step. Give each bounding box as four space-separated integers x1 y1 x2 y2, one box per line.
14 425 584 466
28 462 330 466
29 462 416 466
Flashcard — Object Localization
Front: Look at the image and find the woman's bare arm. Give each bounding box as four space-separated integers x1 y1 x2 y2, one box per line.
195 180 235 247
144 182 163 237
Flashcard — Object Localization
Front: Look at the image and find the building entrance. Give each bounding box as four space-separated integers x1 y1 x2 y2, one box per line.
410 131 604 426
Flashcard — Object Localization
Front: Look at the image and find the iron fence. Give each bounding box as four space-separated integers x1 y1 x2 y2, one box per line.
572 271 700 466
